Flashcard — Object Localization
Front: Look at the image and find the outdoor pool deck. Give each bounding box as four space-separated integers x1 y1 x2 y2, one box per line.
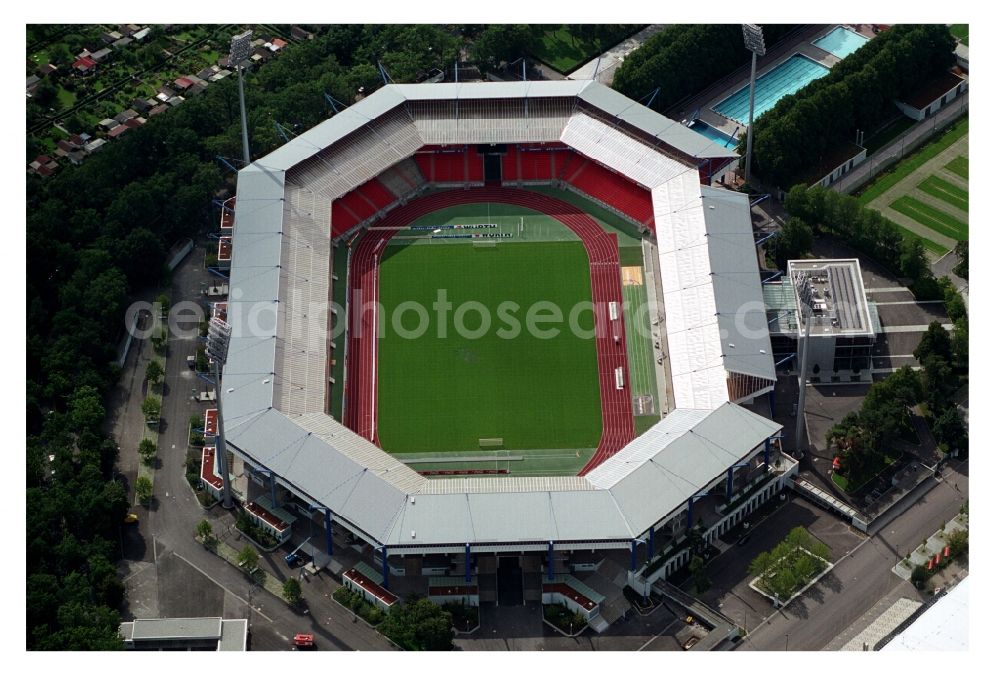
671 25 883 145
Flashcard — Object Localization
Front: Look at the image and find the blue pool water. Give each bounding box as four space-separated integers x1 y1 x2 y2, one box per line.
712 54 830 126
813 26 869 60
690 120 740 150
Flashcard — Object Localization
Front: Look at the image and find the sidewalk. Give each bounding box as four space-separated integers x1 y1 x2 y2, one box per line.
567 25 669 84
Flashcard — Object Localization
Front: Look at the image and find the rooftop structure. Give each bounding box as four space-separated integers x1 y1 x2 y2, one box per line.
788 259 873 335
120 617 247 651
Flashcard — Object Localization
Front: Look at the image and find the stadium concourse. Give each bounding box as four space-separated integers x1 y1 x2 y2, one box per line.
342 186 634 472
221 80 791 629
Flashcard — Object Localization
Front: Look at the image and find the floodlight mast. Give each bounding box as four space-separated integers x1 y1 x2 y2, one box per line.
742 24 766 189
207 317 235 509
229 30 253 166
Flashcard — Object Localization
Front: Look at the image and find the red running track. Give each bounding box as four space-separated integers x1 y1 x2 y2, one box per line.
342 187 635 474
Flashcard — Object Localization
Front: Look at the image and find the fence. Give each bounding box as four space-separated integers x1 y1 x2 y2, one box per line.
828 90 969 196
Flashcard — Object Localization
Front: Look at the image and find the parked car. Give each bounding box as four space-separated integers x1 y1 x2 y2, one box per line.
284 552 305 568
683 636 700 650
293 633 315 649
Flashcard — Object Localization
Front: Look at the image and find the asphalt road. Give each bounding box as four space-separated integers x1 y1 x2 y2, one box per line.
118 245 392 651
738 460 967 651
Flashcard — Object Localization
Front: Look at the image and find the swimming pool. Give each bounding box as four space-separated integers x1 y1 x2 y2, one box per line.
813 26 869 60
712 54 830 126
690 120 740 150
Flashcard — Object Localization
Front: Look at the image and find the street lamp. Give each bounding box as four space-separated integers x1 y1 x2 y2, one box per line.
741 24 766 188
206 317 234 509
228 29 253 166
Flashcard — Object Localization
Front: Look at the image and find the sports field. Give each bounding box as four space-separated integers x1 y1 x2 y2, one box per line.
860 118 968 255
377 238 602 456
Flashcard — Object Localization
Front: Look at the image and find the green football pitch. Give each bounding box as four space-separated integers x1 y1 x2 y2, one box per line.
376 234 603 459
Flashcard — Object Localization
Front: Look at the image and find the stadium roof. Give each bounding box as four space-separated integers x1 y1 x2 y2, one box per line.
225 79 776 549
882 578 968 651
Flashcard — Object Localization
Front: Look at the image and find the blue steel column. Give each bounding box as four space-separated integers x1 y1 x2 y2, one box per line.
381 547 390 588
765 438 772 468
465 543 471 583
324 509 333 555
547 541 554 581
630 540 637 572
647 527 655 560
727 467 735 500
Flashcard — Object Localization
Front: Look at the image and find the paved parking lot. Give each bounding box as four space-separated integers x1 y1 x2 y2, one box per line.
693 495 864 634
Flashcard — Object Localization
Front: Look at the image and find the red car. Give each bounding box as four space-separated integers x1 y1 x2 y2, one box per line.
293 633 315 649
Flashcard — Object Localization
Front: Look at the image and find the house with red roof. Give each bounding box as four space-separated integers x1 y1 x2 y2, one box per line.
72 55 98 75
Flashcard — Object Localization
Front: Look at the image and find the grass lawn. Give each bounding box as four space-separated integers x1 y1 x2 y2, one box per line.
329 244 350 422
889 196 968 241
857 117 968 205
529 25 640 74
916 175 968 212
944 155 968 180
622 284 656 403
527 184 644 246
950 24 969 45
377 239 601 454
55 86 76 111
863 115 917 154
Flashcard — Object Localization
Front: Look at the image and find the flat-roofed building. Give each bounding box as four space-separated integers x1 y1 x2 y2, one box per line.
119 617 247 651
764 258 880 382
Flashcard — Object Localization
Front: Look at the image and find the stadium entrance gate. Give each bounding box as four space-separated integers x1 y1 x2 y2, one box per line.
496 555 524 606
478 143 506 186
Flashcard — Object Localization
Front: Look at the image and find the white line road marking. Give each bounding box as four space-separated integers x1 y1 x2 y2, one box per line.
637 618 680 651
172 552 274 622
874 300 944 306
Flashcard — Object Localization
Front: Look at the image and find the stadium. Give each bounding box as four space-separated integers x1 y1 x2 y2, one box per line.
219 80 797 629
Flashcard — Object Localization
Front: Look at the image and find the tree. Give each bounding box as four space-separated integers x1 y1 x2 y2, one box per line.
953 240 968 279
145 360 164 387
946 529 968 557
237 545 259 572
282 578 303 604
196 519 213 541
141 396 160 423
774 216 813 266
932 405 967 457
134 476 153 506
688 555 711 594
922 355 956 415
951 316 968 374
137 438 157 465
379 596 454 651
472 24 532 71
68 385 105 435
899 238 930 281
914 321 952 365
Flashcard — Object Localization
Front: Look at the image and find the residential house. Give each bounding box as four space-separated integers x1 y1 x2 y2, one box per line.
112 37 133 49
98 118 118 131
114 108 139 124
120 24 141 37
67 149 87 165
72 55 98 75
269 38 288 52
83 138 107 154
56 139 76 154
166 95 185 107
102 30 123 44
209 69 232 82
157 84 177 100
28 155 59 176
148 103 169 117
108 124 131 139
187 82 208 97
290 25 313 40
38 63 58 77
133 27 151 41
895 71 968 121
91 47 113 62
26 75 40 94
131 97 152 113
197 66 218 80
68 133 90 146
173 76 194 91
123 117 146 129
